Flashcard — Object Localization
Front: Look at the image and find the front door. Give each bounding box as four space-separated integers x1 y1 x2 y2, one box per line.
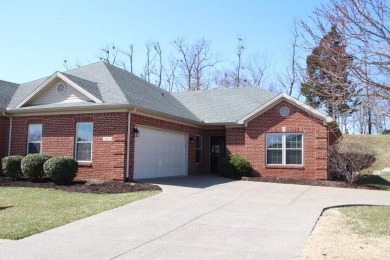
210 136 226 173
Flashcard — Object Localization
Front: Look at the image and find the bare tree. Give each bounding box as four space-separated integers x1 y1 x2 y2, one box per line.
152 42 163 88
214 38 270 89
302 0 390 99
235 38 245 87
173 37 219 90
63 60 81 70
165 56 179 92
99 44 120 65
213 70 235 88
301 0 390 133
141 41 156 82
246 53 271 87
278 20 304 98
120 44 135 73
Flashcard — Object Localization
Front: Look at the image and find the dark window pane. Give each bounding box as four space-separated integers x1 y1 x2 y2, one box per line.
267 150 282 164
77 123 93 141
28 143 40 154
196 150 202 164
196 136 202 149
76 143 92 161
286 150 302 164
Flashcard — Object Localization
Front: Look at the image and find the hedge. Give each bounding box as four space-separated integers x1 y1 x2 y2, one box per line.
2 156 24 180
219 155 252 179
44 157 78 184
21 154 52 179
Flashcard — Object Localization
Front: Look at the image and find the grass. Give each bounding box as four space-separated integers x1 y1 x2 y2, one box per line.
357 174 390 191
340 206 390 237
0 187 159 240
343 135 390 173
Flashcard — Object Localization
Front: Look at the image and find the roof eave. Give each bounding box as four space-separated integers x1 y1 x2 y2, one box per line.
7 103 131 114
6 103 204 126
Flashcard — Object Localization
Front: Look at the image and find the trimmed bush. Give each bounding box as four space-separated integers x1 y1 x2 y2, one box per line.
2 156 24 180
21 154 52 179
219 155 252 179
44 157 78 185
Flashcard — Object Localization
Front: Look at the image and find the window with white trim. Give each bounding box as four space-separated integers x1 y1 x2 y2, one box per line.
266 133 303 165
75 122 93 162
27 124 42 154
195 135 202 164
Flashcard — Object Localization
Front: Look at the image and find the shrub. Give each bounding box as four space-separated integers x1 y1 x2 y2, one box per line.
383 129 390 135
44 157 78 185
21 154 52 179
2 156 24 180
219 155 252 179
329 141 376 183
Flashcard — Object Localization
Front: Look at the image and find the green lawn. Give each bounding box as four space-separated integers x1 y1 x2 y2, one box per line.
343 135 390 173
0 187 159 240
357 174 390 191
341 206 390 237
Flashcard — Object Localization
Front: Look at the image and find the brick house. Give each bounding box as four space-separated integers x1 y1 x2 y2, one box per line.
0 61 339 181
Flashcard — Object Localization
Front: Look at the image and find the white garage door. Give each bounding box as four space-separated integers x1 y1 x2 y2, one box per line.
134 127 188 179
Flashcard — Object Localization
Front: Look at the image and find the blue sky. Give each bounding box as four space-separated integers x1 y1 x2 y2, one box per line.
0 1 327 84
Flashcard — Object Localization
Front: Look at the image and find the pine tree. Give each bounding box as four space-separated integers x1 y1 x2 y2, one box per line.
301 26 358 121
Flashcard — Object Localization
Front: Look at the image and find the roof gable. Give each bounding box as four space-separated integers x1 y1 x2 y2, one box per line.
238 93 333 125
16 72 102 108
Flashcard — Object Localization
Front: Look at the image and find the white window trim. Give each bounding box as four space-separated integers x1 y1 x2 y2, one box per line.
195 135 202 164
266 133 304 166
27 124 42 154
75 122 93 162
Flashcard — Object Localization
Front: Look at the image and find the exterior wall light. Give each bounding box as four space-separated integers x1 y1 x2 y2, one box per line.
189 136 194 144
133 127 140 137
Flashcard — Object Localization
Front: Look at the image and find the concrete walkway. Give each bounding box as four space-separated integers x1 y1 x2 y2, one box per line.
1 175 390 260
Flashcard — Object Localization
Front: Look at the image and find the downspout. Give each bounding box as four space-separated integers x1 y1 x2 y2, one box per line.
2 111 12 156
125 108 137 181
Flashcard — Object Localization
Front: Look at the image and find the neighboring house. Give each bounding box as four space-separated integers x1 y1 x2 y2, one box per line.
0 61 340 181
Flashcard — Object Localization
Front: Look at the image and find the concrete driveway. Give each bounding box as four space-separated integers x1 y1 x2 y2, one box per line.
1 175 390 260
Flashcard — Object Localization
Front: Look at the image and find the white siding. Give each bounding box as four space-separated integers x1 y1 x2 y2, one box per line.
27 79 93 106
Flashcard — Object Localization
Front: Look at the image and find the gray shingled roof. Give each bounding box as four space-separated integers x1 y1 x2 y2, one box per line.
172 87 277 123
0 80 19 109
2 61 278 124
61 73 103 102
7 77 50 108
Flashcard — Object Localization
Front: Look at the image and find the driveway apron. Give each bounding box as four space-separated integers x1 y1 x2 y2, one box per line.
1 175 389 260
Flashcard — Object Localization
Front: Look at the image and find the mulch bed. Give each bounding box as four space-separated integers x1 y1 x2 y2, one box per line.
0 177 162 194
242 176 382 190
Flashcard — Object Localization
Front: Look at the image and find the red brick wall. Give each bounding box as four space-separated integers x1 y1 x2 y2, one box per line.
129 114 225 179
8 112 228 181
226 101 330 180
8 105 333 181
10 113 128 181
0 116 10 175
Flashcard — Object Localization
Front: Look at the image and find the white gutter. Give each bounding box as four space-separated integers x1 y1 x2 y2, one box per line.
2 111 12 156
125 108 137 181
